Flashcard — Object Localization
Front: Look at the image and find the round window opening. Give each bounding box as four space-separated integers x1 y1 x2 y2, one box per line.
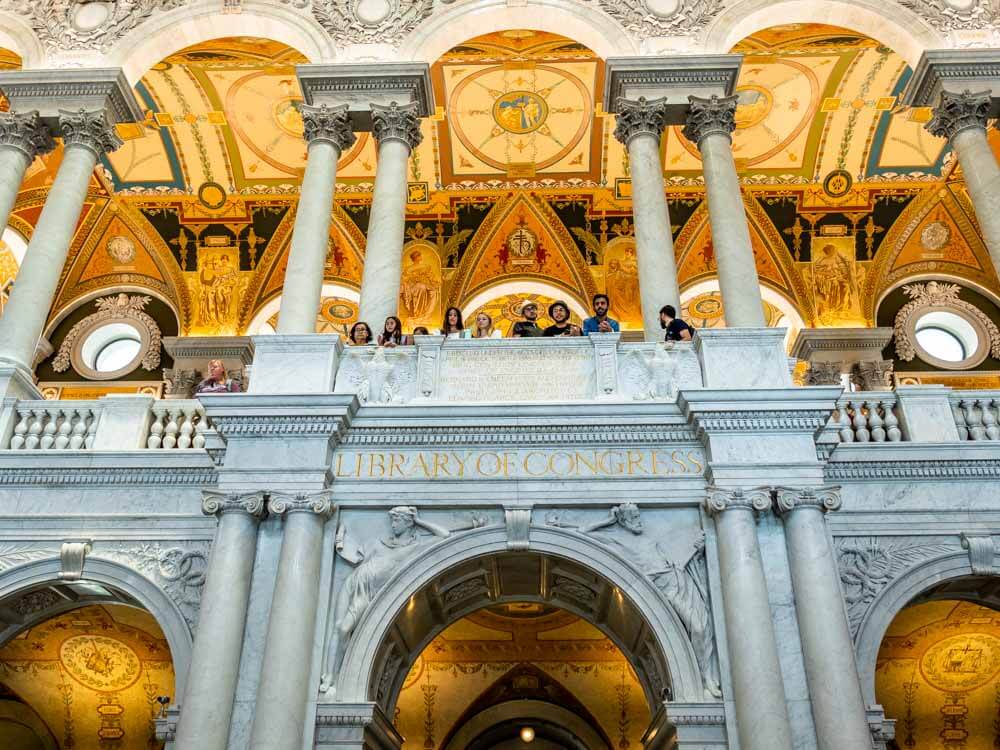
913 310 981 367
80 322 143 376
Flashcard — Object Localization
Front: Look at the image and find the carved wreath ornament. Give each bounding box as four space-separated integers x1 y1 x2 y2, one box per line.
53 293 162 374
893 281 1000 363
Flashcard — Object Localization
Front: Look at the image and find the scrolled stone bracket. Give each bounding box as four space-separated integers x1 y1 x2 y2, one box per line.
703 486 772 516
0 110 55 160
927 89 992 140
774 485 842 515
201 489 267 519
682 94 738 145
300 102 357 151
59 539 92 581
58 107 123 156
613 96 669 145
960 531 997 574
268 489 335 518
504 507 532 550
371 101 422 149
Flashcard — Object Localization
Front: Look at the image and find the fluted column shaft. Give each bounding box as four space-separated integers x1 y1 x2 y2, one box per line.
0 112 54 244
705 488 793 750
613 97 681 341
249 491 334 750
929 90 1000 275
0 109 121 371
776 487 871 750
278 104 356 334
684 95 765 328
174 492 267 750
357 102 422 328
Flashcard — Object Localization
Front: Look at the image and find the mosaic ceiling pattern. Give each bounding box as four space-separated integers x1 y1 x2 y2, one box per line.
3 24 999 345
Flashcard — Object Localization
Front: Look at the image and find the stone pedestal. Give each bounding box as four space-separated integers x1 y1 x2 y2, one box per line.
694 328 791 388
248 334 344 394
89 395 154 450
895 385 960 441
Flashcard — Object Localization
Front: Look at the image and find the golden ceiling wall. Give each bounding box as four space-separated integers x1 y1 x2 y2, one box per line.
0 604 175 750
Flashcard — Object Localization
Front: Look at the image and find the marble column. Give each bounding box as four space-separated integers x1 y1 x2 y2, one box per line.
704 487 794 750
0 111 54 240
613 97 682 341
683 95 765 328
0 109 121 372
357 102 422 328
928 90 1000 275
249 491 334 750
174 491 267 750
278 104 356 334
775 487 871 750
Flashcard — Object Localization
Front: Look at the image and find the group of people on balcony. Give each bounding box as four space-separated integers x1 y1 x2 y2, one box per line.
346 294 695 347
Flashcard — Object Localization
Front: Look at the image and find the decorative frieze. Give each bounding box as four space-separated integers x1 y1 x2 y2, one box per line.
58 108 123 156
0 466 219 485
826 457 1000 480
371 101 423 149
340 424 697 447
682 94 738 144
927 90 993 139
301 102 357 151
0 111 55 160
613 96 669 145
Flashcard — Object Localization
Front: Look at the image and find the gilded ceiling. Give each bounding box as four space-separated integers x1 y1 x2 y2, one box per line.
3 23 999 348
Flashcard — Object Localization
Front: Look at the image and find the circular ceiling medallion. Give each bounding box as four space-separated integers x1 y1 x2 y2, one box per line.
106 235 136 265
273 97 305 138
734 84 773 130
493 91 549 134
643 0 680 17
71 1 111 31
920 632 1000 692
197 181 228 210
60 635 142 692
354 0 393 25
320 297 358 324
688 293 725 322
823 169 853 198
920 221 951 251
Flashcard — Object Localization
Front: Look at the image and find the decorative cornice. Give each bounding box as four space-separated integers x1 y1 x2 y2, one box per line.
826 458 1000 481
693 410 830 434
341 424 697 447
0 111 55 161
0 68 143 124
370 101 422 149
201 490 267 518
268 490 334 517
682 94 737 145
927 89 992 140
703 486 772 515
207 415 352 439
0 467 218 486
59 108 123 157
774 486 842 514
301 102 356 151
613 96 669 145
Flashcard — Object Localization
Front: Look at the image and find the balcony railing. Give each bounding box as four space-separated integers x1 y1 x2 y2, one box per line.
950 391 1000 441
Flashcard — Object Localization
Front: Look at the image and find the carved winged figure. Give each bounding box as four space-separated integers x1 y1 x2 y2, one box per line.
620 346 679 400
336 347 416 404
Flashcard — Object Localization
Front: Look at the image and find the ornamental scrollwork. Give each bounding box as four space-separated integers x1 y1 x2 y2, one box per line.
312 0 433 47
892 281 1000 362
52 293 162 374
898 0 1000 33
597 0 725 38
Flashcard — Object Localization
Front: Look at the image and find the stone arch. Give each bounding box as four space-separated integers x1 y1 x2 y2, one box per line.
43 284 181 342
0 699 58 750
443 698 610 750
334 525 704 707
459 278 590 323
108 0 333 84
0 12 43 69
400 0 637 63
0 556 194 697
853 550 997 705
703 0 942 66
874 272 1000 325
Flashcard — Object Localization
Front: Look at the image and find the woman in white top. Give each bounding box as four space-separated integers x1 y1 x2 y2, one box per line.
438 306 472 339
472 312 503 339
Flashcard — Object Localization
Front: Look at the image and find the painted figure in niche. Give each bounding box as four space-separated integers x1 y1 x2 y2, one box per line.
605 243 641 323
195 250 240 328
546 503 721 697
399 247 440 323
321 506 485 697
809 238 864 325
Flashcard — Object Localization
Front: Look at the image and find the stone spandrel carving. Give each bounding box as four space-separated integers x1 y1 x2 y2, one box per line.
321 506 486 697
312 0 433 46
334 346 417 404
598 0 724 38
546 504 722 698
835 536 956 636
0 543 58 571
899 0 1000 32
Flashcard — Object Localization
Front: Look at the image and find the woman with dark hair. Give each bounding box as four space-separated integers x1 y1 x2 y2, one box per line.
412 326 430 336
378 316 412 347
348 321 373 345
438 306 471 339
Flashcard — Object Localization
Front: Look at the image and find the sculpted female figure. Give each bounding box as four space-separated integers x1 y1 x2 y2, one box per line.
321 506 482 696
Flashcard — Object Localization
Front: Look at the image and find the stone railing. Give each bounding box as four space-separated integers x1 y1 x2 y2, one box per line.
950 391 1000 441
827 393 905 444
8 401 101 450
332 334 704 404
147 400 207 449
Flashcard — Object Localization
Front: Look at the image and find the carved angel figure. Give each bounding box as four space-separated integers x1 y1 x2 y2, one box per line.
320 507 484 697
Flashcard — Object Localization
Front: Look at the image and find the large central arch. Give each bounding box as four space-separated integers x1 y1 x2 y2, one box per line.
332 524 704 709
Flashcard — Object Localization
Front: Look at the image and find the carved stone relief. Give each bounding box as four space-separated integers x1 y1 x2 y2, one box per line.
597 0 725 38
312 0 434 47
0 543 58 572
334 347 417 404
618 343 702 400
893 281 1000 365
898 0 1000 32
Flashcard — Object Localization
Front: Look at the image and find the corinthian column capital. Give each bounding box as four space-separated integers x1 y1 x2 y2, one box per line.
774 486 842 515
268 489 334 518
0 111 55 160
59 108 123 157
371 101 422 149
704 486 772 515
682 94 738 145
612 96 669 145
202 489 268 518
301 102 357 151
928 90 992 140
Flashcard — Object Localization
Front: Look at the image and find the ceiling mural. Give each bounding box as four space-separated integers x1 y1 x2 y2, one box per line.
876 600 1000 750
0 604 174 750
395 604 649 750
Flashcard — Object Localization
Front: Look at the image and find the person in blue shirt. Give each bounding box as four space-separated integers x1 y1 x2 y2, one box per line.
582 293 620 334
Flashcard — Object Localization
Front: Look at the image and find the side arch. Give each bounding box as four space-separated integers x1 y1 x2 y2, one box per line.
334 525 704 706
0 556 194 697
0 12 43 68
